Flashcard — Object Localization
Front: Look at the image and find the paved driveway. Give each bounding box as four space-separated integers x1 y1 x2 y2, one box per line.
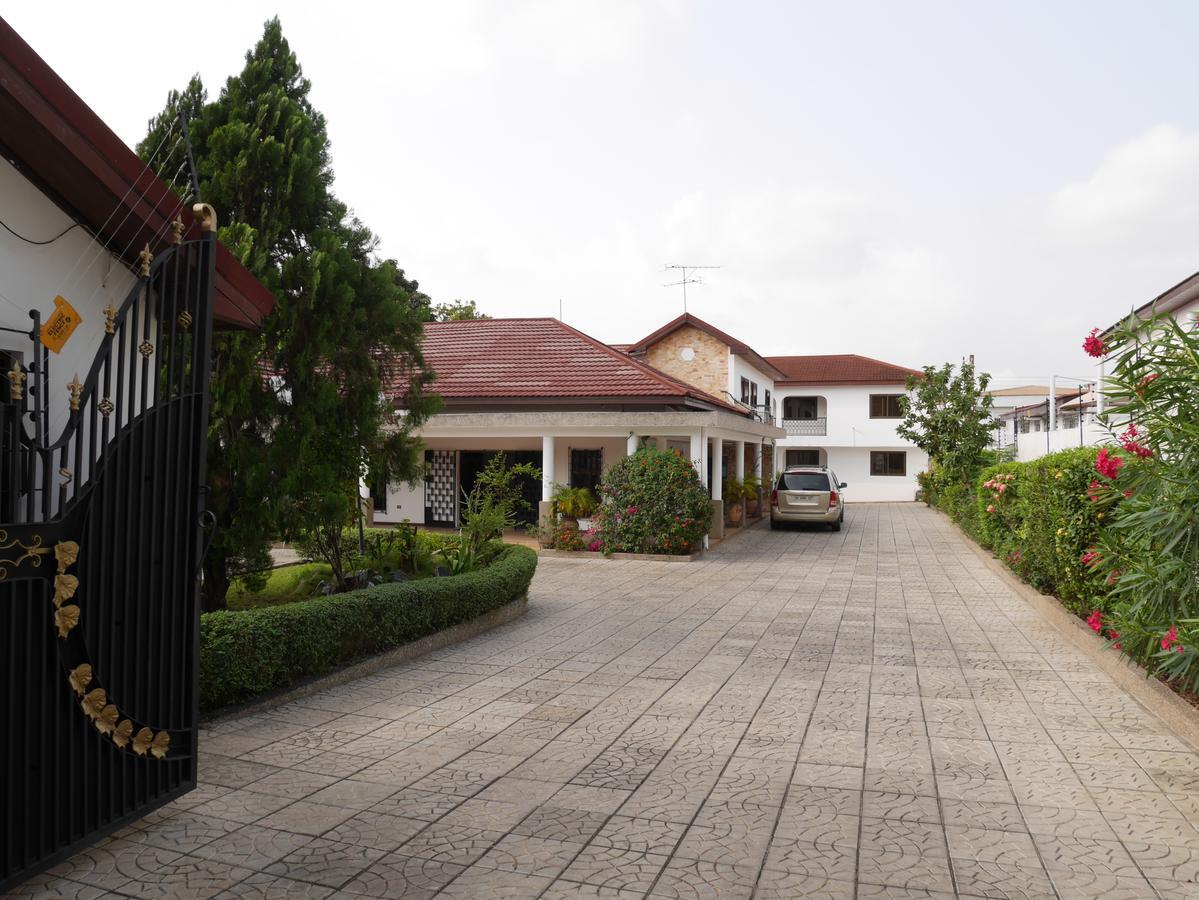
22 504 1199 898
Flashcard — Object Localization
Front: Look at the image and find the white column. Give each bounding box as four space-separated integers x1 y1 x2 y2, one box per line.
735 441 745 480
627 433 640 456
541 435 555 501
711 437 723 500
1049 374 1057 432
751 442 761 478
689 430 705 484
1095 359 1106 416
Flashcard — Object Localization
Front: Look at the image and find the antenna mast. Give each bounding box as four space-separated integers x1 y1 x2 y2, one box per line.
663 264 720 313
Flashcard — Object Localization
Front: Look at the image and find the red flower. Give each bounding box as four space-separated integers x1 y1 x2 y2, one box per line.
1083 328 1107 358
1118 424 1153 459
1136 373 1159 395
1095 448 1124 480
1080 549 1101 567
1087 610 1103 633
1163 625 1179 652
1086 480 1102 502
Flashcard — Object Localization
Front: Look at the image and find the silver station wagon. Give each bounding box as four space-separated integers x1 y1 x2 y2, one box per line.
770 466 846 531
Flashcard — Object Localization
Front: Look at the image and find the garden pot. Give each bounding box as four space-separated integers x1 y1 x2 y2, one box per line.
745 497 759 518
725 503 743 526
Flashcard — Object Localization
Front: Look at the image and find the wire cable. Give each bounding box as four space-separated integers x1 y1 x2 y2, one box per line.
0 217 81 246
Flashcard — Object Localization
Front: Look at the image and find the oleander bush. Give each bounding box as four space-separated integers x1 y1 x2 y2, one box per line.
200 544 537 712
594 448 712 555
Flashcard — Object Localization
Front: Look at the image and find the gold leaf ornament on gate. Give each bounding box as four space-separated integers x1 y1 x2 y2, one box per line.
55 604 80 638
54 541 79 573
95 704 119 735
52 574 78 608
81 688 106 721
69 663 92 695
112 719 133 748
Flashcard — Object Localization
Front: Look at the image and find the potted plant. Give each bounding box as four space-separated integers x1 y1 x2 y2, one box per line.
742 475 762 518
552 485 597 531
723 477 745 526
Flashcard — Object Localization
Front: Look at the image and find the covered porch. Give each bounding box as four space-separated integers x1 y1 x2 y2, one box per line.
375 410 785 540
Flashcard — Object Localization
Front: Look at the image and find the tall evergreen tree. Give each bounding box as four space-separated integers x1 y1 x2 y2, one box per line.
140 19 435 609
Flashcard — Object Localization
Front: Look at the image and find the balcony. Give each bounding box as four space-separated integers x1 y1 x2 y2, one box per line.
783 417 827 436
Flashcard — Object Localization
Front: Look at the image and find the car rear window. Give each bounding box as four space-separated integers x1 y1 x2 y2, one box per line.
778 472 830 491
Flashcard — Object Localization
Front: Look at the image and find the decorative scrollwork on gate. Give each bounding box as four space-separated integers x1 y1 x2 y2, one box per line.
0 530 51 580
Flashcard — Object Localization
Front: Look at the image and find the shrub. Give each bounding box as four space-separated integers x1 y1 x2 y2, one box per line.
594 448 712 555
199 545 537 711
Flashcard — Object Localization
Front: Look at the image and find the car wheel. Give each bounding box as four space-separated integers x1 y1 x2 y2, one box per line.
770 519 779 530
830 521 841 532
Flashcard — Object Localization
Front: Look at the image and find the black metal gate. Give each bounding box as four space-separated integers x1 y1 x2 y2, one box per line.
0 210 218 889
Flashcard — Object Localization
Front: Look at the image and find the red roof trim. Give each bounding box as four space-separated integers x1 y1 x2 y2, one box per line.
626 313 788 380
0 17 274 328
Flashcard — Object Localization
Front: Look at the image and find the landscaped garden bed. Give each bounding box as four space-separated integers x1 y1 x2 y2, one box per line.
200 542 537 712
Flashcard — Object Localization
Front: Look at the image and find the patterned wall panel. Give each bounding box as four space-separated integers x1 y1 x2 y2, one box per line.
425 450 457 527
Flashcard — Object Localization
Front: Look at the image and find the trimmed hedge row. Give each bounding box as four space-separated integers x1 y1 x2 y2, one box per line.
200 544 537 712
930 447 1109 617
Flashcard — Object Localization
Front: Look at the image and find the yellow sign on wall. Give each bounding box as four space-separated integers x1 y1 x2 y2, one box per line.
40 296 82 354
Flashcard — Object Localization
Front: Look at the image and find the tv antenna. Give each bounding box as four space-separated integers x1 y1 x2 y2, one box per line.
663 264 719 313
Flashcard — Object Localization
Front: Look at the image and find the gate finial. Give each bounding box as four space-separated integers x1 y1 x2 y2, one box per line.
138 244 153 279
103 302 117 335
192 202 217 233
7 358 24 401
67 374 83 412
170 215 186 245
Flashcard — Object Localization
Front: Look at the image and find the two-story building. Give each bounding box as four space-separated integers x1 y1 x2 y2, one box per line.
766 355 927 502
373 313 928 526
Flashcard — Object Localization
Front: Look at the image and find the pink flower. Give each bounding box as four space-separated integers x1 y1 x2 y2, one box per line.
588 540 602 552
1087 610 1103 633
1080 549 1101 567
997 483 1007 493
1136 373 1159 395
1095 448 1124 480
1086 480 1102 502
1083 328 1107 358
626 506 638 516
1122 489 1133 499
986 504 996 513
1162 626 1179 652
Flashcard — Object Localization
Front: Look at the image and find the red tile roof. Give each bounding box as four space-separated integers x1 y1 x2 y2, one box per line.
766 354 921 385
406 318 745 412
626 313 787 380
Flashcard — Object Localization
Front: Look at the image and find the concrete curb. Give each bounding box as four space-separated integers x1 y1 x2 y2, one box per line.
537 549 703 562
933 506 1199 752
204 594 529 724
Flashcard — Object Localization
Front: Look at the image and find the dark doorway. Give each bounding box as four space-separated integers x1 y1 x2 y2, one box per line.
459 450 543 526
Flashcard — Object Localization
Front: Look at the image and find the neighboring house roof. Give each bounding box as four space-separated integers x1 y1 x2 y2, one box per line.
1101 269 1199 337
0 18 275 328
404 318 747 413
626 313 787 381
765 354 921 386
990 385 1079 398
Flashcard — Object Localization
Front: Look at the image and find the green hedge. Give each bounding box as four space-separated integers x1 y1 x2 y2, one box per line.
200 544 537 712
930 447 1109 617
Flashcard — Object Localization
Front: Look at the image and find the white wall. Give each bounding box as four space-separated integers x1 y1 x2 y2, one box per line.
772 383 924 501
729 353 775 414
0 158 138 439
1015 420 1112 463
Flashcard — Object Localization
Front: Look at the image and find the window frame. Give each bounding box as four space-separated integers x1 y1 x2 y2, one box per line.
869 451 907 476
869 394 904 419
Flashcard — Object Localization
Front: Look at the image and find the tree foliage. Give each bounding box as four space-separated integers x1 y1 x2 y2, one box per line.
428 299 489 321
140 18 436 609
897 361 996 485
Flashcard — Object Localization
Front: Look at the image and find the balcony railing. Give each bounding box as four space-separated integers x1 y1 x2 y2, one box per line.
783 417 827 436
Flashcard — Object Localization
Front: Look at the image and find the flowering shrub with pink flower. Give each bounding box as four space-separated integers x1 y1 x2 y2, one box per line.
1074 314 1199 689
592 447 712 555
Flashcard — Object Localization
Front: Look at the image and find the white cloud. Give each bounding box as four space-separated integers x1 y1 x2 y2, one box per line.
1048 124 1199 249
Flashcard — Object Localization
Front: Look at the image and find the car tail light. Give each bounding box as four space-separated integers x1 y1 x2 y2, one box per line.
770 489 778 507
828 491 839 507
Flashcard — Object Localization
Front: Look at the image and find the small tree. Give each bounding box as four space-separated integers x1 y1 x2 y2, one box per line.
460 453 541 552
596 448 712 555
898 361 996 486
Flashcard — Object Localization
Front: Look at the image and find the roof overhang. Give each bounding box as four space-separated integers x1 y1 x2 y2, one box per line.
0 18 275 328
1102 270 1199 338
416 409 787 442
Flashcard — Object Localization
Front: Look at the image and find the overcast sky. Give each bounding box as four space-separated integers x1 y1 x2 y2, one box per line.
9 1 1199 386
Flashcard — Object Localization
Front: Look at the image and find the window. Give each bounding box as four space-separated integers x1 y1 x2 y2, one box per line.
764 389 771 417
570 448 603 491
370 478 387 512
870 451 906 476
740 377 750 405
783 396 818 419
777 471 833 491
869 394 903 418
786 449 820 467
750 382 758 408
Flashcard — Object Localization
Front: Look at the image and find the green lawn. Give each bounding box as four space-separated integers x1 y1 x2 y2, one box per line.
226 562 333 611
